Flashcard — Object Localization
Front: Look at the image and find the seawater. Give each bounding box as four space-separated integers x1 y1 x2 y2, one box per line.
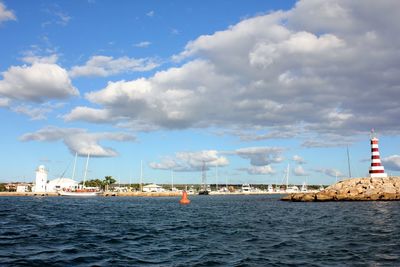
0 195 399 266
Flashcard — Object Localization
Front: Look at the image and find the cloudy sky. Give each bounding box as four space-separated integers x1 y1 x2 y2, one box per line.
1 0 400 185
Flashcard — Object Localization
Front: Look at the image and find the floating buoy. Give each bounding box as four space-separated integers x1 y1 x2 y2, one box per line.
179 190 191 205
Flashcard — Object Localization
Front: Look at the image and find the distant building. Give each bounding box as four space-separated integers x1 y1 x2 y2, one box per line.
33 165 79 193
33 165 48 193
16 184 31 193
143 183 165 192
47 178 79 192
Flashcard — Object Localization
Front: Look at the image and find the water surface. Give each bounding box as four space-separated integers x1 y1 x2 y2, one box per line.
0 195 399 266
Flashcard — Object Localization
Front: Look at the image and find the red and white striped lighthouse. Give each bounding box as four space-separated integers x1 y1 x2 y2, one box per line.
369 129 387 178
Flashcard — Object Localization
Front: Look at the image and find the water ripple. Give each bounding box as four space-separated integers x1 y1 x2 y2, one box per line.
0 195 399 266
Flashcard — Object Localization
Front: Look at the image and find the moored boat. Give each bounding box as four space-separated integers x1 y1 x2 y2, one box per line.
58 189 101 197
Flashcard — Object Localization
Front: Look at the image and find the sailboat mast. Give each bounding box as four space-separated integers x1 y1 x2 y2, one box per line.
140 160 143 192
215 163 218 191
347 145 352 178
171 169 174 189
83 153 90 187
286 164 290 188
72 152 77 181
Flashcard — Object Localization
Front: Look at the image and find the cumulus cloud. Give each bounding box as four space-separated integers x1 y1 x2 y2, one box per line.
234 147 284 166
0 63 78 102
69 55 159 77
20 126 135 157
0 97 10 107
64 0 400 142
244 165 275 175
293 165 307 176
150 150 229 172
382 155 400 171
21 54 59 64
11 102 65 120
63 106 113 123
0 2 16 24
293 155 306 164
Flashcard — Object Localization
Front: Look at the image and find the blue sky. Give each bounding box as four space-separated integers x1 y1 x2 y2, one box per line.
1 0 400 185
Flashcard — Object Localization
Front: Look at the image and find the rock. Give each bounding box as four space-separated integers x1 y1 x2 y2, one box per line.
315 192 334 201
301 193 316 202
281 176 400 202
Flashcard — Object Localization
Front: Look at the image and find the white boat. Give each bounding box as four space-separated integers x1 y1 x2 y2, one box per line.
301 181 308 192
286 185 299 193
58 153 101 197
58 189 101 197
267 184 274 193
241 183 251 193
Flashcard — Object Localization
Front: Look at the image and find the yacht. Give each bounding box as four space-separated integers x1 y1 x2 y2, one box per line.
267 184 274 193
286 185 299 193
301 182 308 192
58 153 101 197
241 183 252 193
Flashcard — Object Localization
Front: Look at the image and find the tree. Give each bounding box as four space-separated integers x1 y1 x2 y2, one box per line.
103 176 116 191
82 179 103 188
0 184 6 192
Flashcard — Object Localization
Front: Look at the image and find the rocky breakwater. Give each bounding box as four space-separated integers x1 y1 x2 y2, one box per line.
282 177 400 201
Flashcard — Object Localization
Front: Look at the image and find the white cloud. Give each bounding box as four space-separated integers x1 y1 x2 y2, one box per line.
293 165 307 176
293 155 306 164
63 106 113 123
382 155 400 171
20 126 135 157
150 150 229 172
234 147 284 166
64 0 400 140
69 55 159 77
21 54 59 64
134 41 152 48
0 97 10 107
11 102 65 120
146 10 154 17
0 2 16 24
245 165 275 175
0 63 78 102
12 105 51 120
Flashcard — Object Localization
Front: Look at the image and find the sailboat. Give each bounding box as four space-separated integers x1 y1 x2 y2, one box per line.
58 153 101 197
284 164 299 193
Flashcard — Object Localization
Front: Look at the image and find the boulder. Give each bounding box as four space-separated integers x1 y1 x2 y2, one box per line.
281 176 400 201
301 193 316 201
315 192 334 201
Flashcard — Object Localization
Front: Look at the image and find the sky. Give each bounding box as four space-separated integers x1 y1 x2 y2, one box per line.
1 0 400 185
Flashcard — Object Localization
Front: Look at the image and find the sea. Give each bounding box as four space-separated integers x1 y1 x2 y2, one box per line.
0 195 399 266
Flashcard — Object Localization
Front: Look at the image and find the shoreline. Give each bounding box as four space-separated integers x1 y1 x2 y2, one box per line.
0 191 288 197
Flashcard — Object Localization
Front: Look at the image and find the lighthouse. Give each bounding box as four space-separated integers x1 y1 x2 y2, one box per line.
34 165 48 193
369 129 387 178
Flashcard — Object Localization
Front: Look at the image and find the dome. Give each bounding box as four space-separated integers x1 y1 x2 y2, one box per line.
47 177 79 192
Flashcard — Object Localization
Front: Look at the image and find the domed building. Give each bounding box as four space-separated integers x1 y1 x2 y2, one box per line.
32 165 79 193
47 177 79 193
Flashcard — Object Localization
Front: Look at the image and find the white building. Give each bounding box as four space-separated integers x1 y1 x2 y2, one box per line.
33 165 48 193
47 178 79 192
143 183 165 192
16 184 30 193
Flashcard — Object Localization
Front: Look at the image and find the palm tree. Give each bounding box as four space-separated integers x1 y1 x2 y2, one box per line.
103 176 116 191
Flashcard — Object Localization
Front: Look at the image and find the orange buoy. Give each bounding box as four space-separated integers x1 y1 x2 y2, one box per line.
179 190 191 205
